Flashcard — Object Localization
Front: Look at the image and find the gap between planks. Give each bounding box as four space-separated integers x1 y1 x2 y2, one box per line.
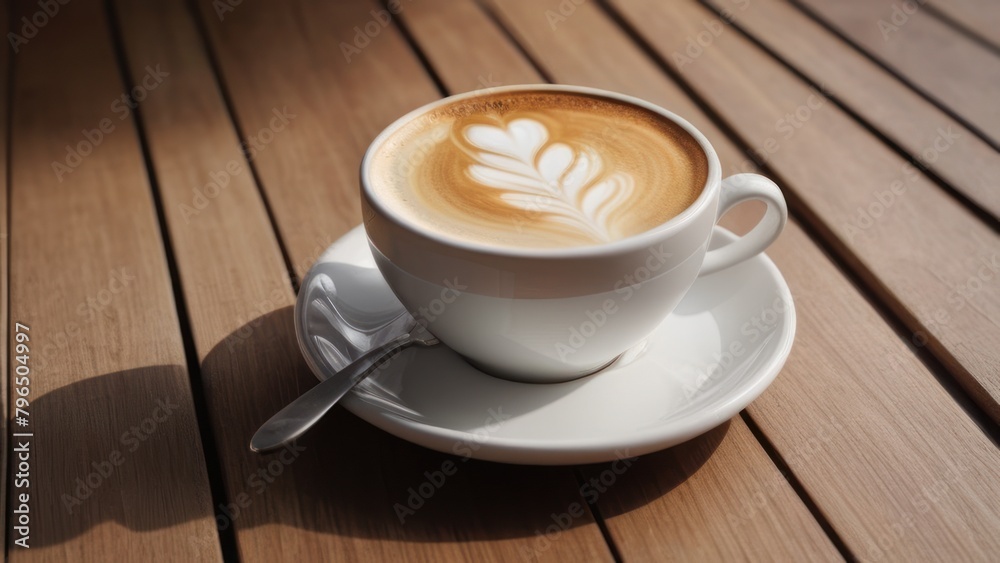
598 0 1000 426
787 0 1000 153
693 0 999 228
672 0 1000 441
104 0 239 559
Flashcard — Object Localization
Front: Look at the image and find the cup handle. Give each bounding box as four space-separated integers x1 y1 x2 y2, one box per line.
700 173 787 276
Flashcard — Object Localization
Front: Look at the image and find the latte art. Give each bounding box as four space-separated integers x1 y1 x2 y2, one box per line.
369 91 708 248
463 117 634 243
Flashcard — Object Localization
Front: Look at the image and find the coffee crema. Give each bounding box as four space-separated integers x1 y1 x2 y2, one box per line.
368 91 709 248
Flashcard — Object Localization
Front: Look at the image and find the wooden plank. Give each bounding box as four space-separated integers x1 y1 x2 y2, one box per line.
796 0 1000 147
483 0 759 177
1 0 9 541
744 238 1000 562
407 0 841 559
577 0 1000 559
706 0 1000 220
112 0 298 559
179 0 615 560
927 0 1000 51
614 0 1000 420
7 0 219 558
197 0 437 282
394 0 541 93
578 421 838 562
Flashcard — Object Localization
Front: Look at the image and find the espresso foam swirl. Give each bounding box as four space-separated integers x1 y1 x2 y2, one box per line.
369 91 708 248
462 116 636 242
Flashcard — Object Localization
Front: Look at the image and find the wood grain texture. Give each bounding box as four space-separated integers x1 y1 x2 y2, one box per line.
400 1 842 560
484 0 757 178
177 0 615 560
926 0 1000 51
7 0 218 558
745 229 1000 563
595 0 1000 559
578 421 837 562
198 0 441 283
612 0 1000 422
1 0 9 541
396 0 542 93
707 0 1000 220
795 0 1000 147
113 0 296 559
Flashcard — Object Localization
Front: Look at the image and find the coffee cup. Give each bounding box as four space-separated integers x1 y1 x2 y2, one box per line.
361 85 786 383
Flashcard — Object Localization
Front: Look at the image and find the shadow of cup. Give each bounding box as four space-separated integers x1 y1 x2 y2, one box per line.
26 305 729 552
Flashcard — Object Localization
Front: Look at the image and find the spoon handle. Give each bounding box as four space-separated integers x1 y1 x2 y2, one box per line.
250 333 414 453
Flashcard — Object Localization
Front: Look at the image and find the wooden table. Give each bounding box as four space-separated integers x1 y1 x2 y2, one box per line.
5 0 1000 560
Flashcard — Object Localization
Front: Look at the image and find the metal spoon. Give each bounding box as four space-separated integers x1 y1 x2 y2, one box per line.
250 318 438 453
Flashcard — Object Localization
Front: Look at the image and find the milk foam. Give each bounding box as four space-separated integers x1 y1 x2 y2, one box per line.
464 117 633 243
369 91 708 248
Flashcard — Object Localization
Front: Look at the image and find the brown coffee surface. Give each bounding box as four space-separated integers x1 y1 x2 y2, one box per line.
368 90 709 248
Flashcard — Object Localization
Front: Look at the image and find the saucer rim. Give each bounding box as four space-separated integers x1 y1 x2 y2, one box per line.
295 225 795 464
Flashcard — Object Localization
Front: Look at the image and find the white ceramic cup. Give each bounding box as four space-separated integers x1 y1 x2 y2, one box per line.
361 85 787 383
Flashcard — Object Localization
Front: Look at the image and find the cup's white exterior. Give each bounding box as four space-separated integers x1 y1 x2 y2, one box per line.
361 85 786 382
370 237 709 381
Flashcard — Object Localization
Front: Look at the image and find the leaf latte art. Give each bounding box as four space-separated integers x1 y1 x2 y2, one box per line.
368 91 709 248
463 118 634 243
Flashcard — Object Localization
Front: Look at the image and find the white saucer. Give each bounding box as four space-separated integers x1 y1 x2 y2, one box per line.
295 225 795 465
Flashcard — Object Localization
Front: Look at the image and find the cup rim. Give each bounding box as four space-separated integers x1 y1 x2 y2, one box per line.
360 84 723 259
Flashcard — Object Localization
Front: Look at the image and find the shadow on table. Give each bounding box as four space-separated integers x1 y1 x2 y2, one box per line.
27 306 728 551
21 364 220 549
